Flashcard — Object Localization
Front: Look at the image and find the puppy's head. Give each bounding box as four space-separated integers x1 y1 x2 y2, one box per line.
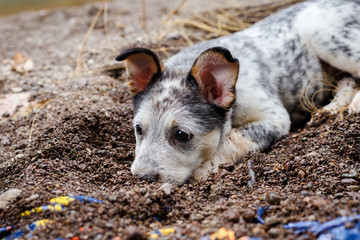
116 47 239 185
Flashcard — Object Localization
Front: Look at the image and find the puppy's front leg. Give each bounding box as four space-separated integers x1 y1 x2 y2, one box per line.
193 107 291 180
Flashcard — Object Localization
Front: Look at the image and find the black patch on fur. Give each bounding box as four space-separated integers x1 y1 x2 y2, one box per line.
241 124 280 149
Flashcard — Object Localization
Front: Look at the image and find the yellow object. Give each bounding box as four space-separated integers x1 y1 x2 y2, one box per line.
50 196 75 205
149 228 175 238
34 219 50 226
210 228 235 240
20 203 64 216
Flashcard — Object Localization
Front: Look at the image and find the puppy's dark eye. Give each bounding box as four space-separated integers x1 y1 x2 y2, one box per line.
175 130 191 142
135 124 143 135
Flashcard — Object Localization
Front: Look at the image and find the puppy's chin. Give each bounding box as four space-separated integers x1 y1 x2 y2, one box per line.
159 169 192 186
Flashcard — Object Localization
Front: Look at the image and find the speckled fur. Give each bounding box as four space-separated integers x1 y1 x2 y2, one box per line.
122 0 360 184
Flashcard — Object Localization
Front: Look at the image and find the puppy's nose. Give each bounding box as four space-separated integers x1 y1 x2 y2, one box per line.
137 173 159 182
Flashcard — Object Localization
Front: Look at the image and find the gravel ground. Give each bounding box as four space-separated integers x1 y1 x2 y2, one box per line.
0 0 359 239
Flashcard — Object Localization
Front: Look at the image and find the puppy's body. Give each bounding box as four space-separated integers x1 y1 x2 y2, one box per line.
117 0 360 185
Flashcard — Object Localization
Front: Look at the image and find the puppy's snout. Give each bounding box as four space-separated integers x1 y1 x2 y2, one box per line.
136 173 159 183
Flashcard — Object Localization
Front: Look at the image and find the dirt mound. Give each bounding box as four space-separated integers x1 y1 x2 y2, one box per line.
0 0 359 239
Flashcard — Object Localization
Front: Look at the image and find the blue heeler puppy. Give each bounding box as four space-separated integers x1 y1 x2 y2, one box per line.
116 0 360 185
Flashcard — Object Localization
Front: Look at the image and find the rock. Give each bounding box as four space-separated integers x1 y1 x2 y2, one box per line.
265 216 280 227
241 209 256 223
224 209 240 222
159 182 172 195
190 213 205 221
347 185 360 191
305 151 317 157
267 193 281 205
12 52 34 73
98 85 108 92
165 31 180 40
300 190 310 196
0 188 22 209
341 170 358 178
345 221 356 229
11 87 23 93
307 215 317 221
298 170 306 178
94 234 103 240
108 194 118 202
334 193 344 199
341 178 357 184
25 193 39 201
268 228 281 238
0 137 11 146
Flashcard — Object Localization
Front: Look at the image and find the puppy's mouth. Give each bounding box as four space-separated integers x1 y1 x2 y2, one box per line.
133 170 191 186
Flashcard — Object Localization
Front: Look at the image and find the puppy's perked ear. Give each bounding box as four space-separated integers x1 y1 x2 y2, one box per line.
190 47 239 109
115 48 163 93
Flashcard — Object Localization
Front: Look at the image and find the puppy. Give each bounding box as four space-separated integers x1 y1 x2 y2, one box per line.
116 0 360 185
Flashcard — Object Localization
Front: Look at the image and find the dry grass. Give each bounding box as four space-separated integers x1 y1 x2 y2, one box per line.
300 73 337 114
166 0 305 38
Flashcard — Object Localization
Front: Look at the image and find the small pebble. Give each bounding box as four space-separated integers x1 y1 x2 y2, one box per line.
11 87 23 93
342 169 358 178
267 193 281 205
165 31 180 40
159 182 172 195
108 194 118 202
25 193 39 201
0 188 22 209
305 151 317 157
265 216 280 227
300 190 310 196
345 221 355 229
334 193 344 199
225 210 240 223
94 234 103 240
241 209 256 223
268 228 281 238
99 85 108 92
298 170 306 178
347 185 360 191
341 178 357 184
1 137 11 146
190 213 205 221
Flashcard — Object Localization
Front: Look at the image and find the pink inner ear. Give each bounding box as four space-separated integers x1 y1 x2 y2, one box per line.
200 71 223 101
192 49 239 108
126 54 159 92
130 65 153 91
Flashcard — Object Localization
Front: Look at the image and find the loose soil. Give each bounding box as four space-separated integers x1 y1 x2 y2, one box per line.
0 0 359 239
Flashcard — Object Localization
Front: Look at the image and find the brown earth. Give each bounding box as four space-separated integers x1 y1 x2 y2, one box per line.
0 0 359 239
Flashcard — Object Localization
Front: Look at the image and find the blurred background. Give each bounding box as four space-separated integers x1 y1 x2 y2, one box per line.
0 0 97 16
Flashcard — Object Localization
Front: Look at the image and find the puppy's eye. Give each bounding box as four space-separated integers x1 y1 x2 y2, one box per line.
135 124 143 135
175 130 191 142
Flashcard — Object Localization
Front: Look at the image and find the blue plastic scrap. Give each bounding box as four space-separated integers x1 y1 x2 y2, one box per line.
2 219 49 240
0 226 14 234
71 196 103 203
283 221 319 234
284 214 360 240
256 206 268 224
2 195 103 240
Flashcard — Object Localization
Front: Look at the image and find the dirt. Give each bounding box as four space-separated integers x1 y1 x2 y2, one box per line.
0 0 359 239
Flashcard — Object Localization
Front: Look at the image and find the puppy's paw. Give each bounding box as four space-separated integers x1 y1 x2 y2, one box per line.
322 78 357 115
349 91 360 114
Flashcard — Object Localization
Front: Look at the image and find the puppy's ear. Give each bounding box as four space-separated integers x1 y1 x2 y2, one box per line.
116 48 163 93
190 47 239 109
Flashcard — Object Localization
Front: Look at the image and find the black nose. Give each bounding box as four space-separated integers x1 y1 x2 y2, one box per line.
137 173 159 182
